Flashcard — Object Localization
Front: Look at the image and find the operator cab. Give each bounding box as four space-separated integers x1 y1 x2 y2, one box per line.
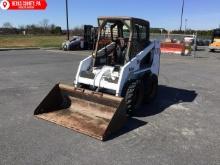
93 17 150 67
79 17 151 88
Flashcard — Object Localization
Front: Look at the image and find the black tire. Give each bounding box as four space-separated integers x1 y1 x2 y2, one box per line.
124 80 144 115
142 74 158 103
210 49 215 52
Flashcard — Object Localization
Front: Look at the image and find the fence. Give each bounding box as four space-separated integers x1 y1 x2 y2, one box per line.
150 33 211 42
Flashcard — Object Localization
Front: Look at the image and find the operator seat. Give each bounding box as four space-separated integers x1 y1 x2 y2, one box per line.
116 38 127 65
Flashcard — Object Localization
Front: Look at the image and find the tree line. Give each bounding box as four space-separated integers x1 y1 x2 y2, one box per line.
150 28 212 37
0 19 62 35
0 20 214 37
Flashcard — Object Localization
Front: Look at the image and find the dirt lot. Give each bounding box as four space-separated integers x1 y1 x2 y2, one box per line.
0 48 219 165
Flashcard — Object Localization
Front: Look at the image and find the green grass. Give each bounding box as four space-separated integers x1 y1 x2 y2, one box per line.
0 35 66 48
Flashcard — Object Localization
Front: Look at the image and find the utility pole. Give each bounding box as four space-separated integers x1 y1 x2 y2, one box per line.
185 18 188 33
65 0 70 40
180 0 184 31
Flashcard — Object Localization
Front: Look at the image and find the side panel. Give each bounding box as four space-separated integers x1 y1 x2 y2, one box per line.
116 42 156 96
150 40 160 76
74 55 93 86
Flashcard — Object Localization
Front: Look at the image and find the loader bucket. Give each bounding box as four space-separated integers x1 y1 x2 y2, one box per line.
34 83 127 141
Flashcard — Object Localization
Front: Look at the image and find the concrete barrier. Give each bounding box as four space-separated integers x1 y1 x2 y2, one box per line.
160 42 185 55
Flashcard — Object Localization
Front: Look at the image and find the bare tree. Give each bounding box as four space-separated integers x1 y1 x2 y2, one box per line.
39 19 49 30
18 25 25 30
2 22 13 29
72 26 84 36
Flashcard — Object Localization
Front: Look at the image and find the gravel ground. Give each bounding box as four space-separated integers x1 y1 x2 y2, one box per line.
0 48 219 165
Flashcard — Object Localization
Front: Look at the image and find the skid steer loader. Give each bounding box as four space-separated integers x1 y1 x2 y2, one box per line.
34 17 160 141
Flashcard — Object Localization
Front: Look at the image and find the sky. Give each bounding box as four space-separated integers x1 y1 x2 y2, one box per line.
0 0 220 30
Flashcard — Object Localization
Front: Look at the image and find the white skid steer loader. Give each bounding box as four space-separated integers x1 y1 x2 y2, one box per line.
34 17 160 141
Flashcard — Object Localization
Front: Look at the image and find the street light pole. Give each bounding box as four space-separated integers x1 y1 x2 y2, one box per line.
65 0 70 40
180 0 184 31
185 18 188 32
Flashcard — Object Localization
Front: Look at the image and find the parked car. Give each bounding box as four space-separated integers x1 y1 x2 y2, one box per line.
62 36 84 51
